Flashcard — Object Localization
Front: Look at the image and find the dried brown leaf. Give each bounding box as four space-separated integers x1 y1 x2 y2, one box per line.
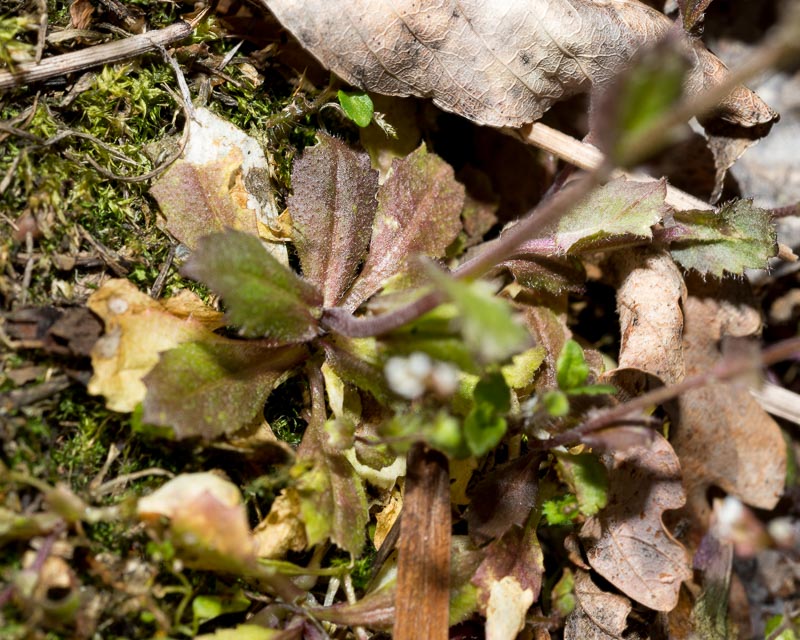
466 453 539 545
263 0 774 129
253 488 307 559
87 279 223 412
670 277 786 531
472 525 544 611
579 433 691 612
565 570 632 640
137 472 256 572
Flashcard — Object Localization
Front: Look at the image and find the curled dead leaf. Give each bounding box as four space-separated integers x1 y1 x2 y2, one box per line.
604 249 686 393
579 433 691 612
253 488 307 559
150 108 288 263
565 570 632 640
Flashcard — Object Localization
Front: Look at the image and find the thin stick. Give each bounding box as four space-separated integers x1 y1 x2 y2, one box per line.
393 443 451 640
506 123 712 211
0 21 192 92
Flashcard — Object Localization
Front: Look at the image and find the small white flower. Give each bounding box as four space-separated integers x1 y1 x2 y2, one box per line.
384 353 432 399
429 361 459 396
385 353 461 399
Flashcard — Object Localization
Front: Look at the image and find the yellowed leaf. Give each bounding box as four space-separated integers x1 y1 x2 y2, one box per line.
150 108 288 263
87 279 221 412
253 488 307 559
138 472 256 572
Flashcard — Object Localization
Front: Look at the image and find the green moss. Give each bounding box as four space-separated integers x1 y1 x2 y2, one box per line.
0 15 36 68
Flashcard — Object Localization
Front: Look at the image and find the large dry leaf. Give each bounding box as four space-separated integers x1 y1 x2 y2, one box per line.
564 570 632 640
604 250 686 391
289 133 378 306
263 0 774 129
670 278 786 530
579 433 691 612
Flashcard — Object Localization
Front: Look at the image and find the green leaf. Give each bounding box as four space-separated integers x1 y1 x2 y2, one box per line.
142 339 306 440
551 568 576 617
295 387 369 555
464 404 507 457
427 411 463 453
192 592 250 627
501 347 546 390
473 371 511 413
195 624 283 640
542 495 580 525
322 334 390 403
426 271 532 364
340 144 465 309
556 340 590 391
289 133 378 306
567 383 617 396
384 304 478 373
529 178 670 254
554 452 609 517
183 230 322 341
542 390 569 417
462 372 511 457
667 200 777 277
338 90 374 127
612 49 687 164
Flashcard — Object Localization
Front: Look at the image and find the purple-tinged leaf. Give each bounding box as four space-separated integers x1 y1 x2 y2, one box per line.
183 230 322 341
295 371 369 555
143 339 307 440
320 335 391 403
315 586 395 630
290 134 379 306
665 200 777 277
340 145 465 310
517 178 670 255
501 255 585 296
